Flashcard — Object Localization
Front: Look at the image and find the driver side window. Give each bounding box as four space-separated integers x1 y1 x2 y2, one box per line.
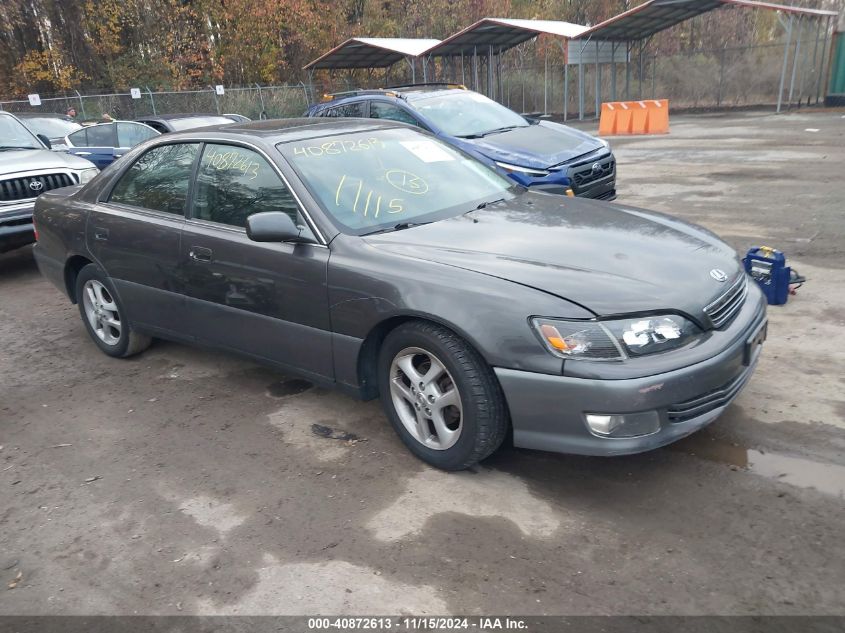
192 143 313 238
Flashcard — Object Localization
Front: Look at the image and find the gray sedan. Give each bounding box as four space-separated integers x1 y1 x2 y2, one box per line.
32 118 767 470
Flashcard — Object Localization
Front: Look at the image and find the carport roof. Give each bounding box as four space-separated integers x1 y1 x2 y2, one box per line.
576 0 837 42
303 38 441 70
423 18 590 57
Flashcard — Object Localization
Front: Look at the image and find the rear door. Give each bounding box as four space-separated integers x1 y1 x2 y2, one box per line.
115 122 159 159
66 124 117 168
179 142 332 379
88 142 201 336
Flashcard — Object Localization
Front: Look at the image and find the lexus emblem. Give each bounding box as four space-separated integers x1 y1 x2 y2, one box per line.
710 269 728 282
591 162 602 173
29 180 44 192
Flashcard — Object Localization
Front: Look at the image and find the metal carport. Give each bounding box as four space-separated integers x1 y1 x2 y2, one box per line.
420 18 589 111
303 38 441 85
571 0 839 118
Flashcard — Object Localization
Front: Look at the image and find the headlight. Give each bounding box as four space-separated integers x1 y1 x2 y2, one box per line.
532 314 701 360
494 161 550 177
76 168 99 184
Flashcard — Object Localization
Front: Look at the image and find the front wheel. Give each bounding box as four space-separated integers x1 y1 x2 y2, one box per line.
378 321 509 470
76 264 151 358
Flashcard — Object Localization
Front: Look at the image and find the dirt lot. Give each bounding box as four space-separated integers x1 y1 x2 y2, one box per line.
1 110 844 616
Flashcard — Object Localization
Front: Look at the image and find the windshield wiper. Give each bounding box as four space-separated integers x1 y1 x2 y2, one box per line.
360 221 432 236
0 146 38 151
466 198 505 214
459 125 524 139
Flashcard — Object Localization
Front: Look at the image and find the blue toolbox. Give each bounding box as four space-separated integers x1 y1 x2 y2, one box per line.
743 246 804 305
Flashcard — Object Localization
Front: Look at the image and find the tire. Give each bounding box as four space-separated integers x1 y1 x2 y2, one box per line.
378 320 509 470
75 264 151 358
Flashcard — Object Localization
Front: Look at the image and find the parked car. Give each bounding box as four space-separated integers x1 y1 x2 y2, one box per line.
306 84 616 200
32 119 765 470
64 120 159 169
15 112 82 151
134 113 238 133
0 111 98 253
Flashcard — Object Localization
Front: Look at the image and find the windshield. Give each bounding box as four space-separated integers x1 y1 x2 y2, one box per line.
20 116 81 139
168 116 234 131
0 113 43 150
279 127 515 235
409 91 529 138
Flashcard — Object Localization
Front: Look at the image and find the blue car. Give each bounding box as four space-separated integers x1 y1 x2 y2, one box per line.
306 84 616 200
64 120 160 169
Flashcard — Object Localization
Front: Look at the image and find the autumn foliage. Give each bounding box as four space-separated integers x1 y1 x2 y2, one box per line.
0 0 782 97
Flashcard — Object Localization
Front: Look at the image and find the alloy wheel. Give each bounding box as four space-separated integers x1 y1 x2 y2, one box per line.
389 346 463 450
82 279 122 346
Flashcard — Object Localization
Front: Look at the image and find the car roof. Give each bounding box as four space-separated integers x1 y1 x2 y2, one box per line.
14 112 74 120
318 85 467 107
156 117 408 144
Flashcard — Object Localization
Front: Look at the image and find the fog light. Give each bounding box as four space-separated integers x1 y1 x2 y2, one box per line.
585 411 661 438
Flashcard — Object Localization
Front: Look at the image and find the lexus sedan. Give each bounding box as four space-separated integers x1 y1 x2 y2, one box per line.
32 118 766 470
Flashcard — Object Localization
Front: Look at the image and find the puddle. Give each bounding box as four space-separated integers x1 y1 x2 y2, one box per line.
672 433 845 498
267 378 313 398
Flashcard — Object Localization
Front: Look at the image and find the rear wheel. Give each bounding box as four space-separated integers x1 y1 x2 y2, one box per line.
378 321 508 470
76 264 151 358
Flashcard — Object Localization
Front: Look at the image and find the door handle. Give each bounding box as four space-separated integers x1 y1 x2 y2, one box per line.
94 227 109 241
189 246 213 262
76 151 93 156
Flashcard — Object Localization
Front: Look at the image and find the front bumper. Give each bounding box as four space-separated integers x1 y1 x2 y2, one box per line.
496 297 767 456
0 204 35 253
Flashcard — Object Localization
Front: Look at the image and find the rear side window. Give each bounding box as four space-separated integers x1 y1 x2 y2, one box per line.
67 129 88 147
85 124 114 147
117 122 158 147
192 143 303 229
322 102 364 118
109 143 200 214
370 102 420 127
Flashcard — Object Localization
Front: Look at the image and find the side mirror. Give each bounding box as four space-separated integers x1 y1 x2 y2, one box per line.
37 133 52 149
246 212 312 243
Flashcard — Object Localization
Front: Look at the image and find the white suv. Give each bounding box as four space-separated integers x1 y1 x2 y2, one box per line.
1 111 99 253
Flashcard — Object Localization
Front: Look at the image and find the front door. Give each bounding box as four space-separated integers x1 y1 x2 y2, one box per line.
180 142 332 380
88 142 201 335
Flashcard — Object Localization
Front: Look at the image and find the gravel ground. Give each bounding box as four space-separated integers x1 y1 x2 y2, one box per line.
0 109 843 616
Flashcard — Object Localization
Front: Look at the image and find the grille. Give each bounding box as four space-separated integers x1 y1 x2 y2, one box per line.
570 158 615 189
0 173 76 203
704 275 748 329
667 369 752 423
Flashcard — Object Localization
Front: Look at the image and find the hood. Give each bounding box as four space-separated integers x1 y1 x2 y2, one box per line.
459 121 606 170
363 193 742 320
0 148 96 175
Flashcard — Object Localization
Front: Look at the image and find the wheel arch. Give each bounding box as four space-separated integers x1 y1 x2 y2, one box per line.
355 311 491 401
64 254 94 303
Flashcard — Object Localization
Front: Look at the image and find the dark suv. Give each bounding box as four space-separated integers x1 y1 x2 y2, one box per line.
306 84 616 200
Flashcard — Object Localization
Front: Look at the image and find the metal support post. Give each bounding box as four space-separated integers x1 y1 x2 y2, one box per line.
611 42 617 101
145 86 157 116
595 41 600 117
564 63 569 121
787 16 803 107
776 14 794 113
544 45 549 115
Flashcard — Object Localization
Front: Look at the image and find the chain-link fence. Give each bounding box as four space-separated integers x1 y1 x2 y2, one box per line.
499 40 828 117
0 38 829 122
0 84 312 120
